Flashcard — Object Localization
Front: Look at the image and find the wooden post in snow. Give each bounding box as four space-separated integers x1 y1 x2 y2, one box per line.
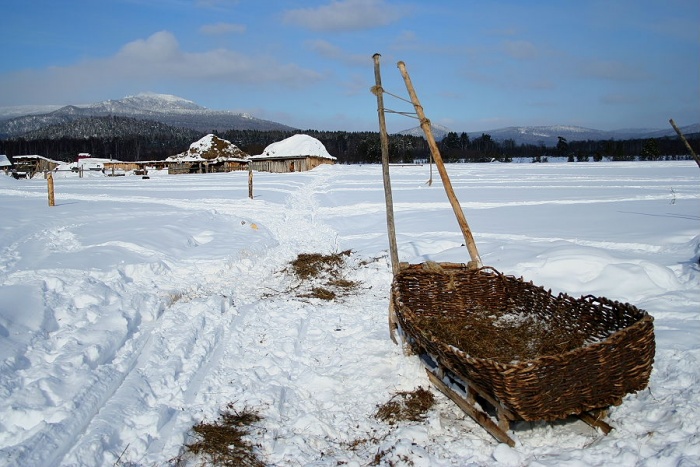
373 53 401 344
397 61 482 268
670 118 700 169
372 53 400 276
47 172 55 207
248 163 254 199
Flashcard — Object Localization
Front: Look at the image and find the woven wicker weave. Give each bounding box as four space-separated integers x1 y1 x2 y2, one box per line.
392 264 655 422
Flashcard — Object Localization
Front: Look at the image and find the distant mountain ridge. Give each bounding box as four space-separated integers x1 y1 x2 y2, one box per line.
21 115 202 140
399 123 700 146
0 93 296 138
1 93 697 145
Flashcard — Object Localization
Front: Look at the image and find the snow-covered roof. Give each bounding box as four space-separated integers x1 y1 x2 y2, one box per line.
13 154 63 164
167 134 249 163
0 155 11 167
250 134 336 161
78 157 119 165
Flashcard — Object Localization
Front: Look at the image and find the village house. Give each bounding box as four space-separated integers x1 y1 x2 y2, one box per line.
165 134 249 174
70 153 153 176
11 155 62 179
248 134 336 173
0 154 11 174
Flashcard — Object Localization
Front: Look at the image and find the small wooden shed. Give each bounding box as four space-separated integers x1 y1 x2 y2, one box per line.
166 134 249 175
0 155 11 174
11 155 61 179
249 134 336 173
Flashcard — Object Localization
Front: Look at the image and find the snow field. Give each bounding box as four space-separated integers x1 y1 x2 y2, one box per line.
0 161 698 466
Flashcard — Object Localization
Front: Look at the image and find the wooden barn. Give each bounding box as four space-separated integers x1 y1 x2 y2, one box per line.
248 154 334 173
249 134 336 173
166 134 249 175
0 155 11 174
102 161 158 175
11 155 61 179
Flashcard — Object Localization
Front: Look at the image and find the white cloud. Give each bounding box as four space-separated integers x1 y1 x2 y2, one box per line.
195 0 240 8
117 31 182 63
110 32 322 83
200 22 246 35
580 59 646 81
0 31 323 105
600 93 642 105
305 39 369 66
283 0 407 32
501 40 538 60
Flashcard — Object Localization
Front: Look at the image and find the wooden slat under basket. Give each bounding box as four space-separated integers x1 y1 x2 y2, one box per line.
392 263 655 428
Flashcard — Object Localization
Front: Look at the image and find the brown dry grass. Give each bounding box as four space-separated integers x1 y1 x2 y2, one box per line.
290 250 351 279
182 404 264 467
416 310 585 363
288 250 359 301
375 387 435 425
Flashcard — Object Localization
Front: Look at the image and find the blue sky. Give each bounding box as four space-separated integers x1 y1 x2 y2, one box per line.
1 0 698 133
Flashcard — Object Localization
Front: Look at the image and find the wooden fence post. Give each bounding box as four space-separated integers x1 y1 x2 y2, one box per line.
47 172 55 207
248 163 254 199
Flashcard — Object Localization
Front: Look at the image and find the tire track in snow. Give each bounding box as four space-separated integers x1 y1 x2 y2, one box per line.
0 205 271 463
63 292 238 465
0 267 165 467
165 171 415 465
140 170 347 463
1 169 401 466
55 170 343 465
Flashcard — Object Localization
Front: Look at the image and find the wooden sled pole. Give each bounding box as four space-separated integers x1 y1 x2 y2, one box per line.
373 54 400 276
373 53 400 343
669 118 700 169
397 61 482 268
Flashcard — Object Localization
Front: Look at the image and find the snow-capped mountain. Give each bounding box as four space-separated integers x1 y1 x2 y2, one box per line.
478 125 609 145
399 123 700 146
0 104 64 119
0 93 296 137
398 123 451 140
85 93 205 115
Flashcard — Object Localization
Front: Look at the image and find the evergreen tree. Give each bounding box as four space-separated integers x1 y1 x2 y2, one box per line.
556 136 569 156
640 138 661 160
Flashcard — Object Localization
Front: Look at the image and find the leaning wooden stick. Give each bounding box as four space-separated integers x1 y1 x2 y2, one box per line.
372 54 400 275
397 61 482 268
669 118 700 169
372 53 400 343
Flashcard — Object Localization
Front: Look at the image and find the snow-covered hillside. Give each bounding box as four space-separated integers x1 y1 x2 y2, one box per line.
0 93 296 136
89 93 205 114
399 123 700 145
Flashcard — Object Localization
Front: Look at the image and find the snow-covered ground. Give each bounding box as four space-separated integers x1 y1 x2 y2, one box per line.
0 161 698 466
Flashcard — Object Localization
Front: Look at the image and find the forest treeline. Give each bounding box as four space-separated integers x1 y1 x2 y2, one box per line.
0 116 696 164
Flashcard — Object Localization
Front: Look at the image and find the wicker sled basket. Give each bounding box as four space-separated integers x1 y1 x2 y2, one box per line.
392 263 655 422
373 57 655 440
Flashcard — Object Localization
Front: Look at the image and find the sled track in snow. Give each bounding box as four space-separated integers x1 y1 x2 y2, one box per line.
43 170 345 465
